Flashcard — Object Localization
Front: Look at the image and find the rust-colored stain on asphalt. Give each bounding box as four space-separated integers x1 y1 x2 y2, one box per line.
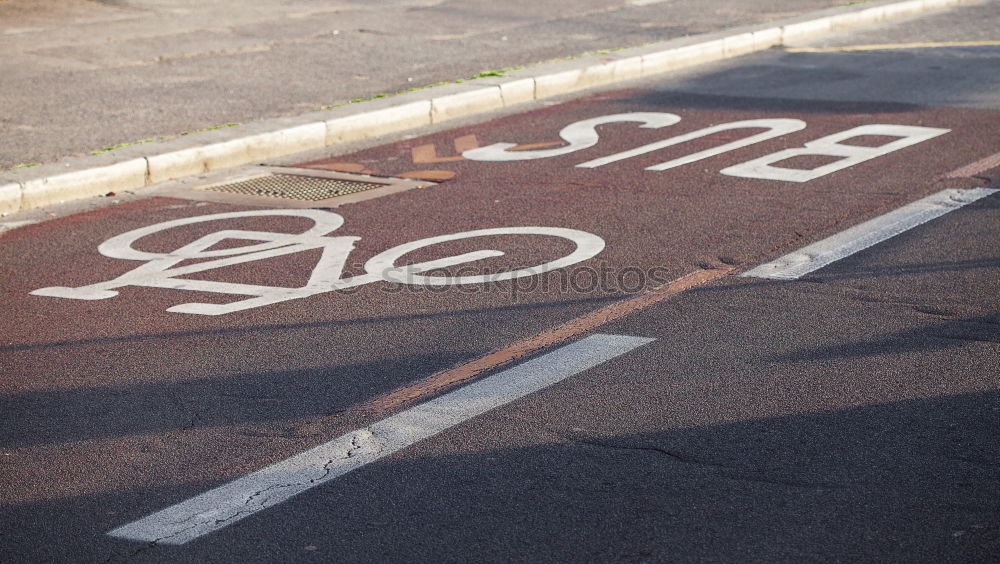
299 162 374 174
411 134 480 163
360 267 732 414
946 150 1000 178
394 169 457 181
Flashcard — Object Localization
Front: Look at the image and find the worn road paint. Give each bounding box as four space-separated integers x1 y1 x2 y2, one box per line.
107 333 656 545
742 188 999 280
362 267 730 414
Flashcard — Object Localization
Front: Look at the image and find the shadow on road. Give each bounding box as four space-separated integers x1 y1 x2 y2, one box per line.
4 389 998 562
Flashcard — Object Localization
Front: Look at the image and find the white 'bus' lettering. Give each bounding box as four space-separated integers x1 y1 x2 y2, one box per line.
720 124 950 182
462 112 681 161
576 118 807 170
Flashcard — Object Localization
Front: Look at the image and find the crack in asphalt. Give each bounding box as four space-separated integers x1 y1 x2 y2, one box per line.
103 540 160 564
104 428 390 560
241 481 298 517
344 429 382 458
105 506 211 562
573 435 856 489
573 436 737 470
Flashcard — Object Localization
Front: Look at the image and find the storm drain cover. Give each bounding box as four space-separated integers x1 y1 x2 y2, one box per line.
204 173 388 201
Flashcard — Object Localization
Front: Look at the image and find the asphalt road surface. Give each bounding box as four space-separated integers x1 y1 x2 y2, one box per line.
0 0 843 169
2 3 999 562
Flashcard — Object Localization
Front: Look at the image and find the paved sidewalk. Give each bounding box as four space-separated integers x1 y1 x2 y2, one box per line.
0 0 845 169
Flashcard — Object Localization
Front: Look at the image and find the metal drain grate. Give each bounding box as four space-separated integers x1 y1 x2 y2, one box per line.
204 173 387 201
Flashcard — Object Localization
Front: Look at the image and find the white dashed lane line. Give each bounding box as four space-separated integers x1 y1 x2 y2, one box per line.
742 188 998 280
108 333 655 545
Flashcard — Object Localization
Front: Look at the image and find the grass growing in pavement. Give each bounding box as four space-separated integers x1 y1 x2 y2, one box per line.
7 121 242 170
91 139 155 156
39 39 658 163
86 123 241 156
21 45 615 165
320 66 526 110
39 38 673 164
316 40 650 111
180 123 241 136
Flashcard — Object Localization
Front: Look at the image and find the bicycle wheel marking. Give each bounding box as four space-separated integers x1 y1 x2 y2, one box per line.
30 209 605 315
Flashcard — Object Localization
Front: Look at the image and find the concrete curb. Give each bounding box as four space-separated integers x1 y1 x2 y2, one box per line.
0 0 976 215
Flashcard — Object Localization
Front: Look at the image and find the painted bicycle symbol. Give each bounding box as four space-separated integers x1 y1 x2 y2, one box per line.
31 209 605 315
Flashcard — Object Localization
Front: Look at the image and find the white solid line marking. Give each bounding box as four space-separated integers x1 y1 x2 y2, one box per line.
108 333 655 545
742 188 998 280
